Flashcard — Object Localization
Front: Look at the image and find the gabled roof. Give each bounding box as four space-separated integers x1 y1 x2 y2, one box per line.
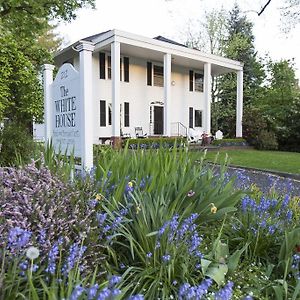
153 36 187 48
81 30 111 42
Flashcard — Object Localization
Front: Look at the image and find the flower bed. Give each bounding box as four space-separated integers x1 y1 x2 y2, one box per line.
1 147 300 299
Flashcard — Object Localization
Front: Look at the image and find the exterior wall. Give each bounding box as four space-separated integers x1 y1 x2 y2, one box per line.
91 52 205 143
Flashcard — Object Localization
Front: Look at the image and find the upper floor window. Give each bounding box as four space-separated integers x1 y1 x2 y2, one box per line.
147 62 164 87
189 70 204 92
99 52 129 82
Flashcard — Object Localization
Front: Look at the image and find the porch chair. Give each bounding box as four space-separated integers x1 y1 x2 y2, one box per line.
135 127 147 138
187 128 202 144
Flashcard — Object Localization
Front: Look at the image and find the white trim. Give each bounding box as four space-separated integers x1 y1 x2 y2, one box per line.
236 70 243 137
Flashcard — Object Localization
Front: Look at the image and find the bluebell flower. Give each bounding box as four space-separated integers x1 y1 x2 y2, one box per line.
87 284 99 300
128 295 144 300
162 254 171 263
146 252 152 258
46 242 59 274
19 261 28 271
215 281 234 300
108 275 121 287
8 227 31 250
62 243 87 275
70 285 85 300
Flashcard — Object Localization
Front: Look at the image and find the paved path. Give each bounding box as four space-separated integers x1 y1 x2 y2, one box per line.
210 164 300 198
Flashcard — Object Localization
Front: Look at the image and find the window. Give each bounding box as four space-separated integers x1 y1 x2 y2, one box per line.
189 70 194 91
100 100 106 126
124 102 129 127
147 62 152 86
195 73 204 92
108 104 112 125
107 56 111 79
153 65 164 87
100 54 129 82
99 53 106 79
124 57 129 82
194 110 202 127
120 58 123 81
189 107 193 128
189 70 204 92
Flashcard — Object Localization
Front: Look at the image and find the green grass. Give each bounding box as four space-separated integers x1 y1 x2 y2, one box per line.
203 149 300 174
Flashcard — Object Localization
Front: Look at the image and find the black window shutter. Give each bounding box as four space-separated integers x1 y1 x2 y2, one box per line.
147 62 152 86
100 100 106 126
124 102 130 127
189 70 194 91
124 57 129 82
99 53 106 79
189 107 193 128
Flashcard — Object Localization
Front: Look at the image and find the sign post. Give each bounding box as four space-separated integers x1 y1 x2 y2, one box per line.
43 41 95 172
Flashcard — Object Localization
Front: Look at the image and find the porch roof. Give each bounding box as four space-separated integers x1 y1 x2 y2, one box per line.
54 29 243 75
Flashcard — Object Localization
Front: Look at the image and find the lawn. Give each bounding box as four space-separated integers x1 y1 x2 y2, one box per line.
203 149 300 174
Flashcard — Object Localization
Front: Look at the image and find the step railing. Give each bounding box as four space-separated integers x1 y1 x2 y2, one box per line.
171 122 188 137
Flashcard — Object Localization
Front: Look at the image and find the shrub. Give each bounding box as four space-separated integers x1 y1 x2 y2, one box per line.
0 161 104 271
212 138 247 147
256 130 278 150
0 121 37 166
124 137 187 149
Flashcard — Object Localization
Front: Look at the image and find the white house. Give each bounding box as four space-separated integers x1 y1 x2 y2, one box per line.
43 29 243 147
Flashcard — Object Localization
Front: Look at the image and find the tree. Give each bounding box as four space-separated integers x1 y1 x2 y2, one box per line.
0 0 95 21
214 4 265 136
0 32 43 124
0 0 95 125
262 59 300 150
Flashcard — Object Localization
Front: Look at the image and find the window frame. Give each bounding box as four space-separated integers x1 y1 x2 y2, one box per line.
100 100 106 127
194 109 202 127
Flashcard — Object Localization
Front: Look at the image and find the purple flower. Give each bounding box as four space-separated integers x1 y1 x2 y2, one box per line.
128 295 144 300
70 285 85 300
46 242 59 274
162 254 171 263
215 281 234 300
87 284 99 300
8 227 31 250
108 275 121 287
62 243 87 275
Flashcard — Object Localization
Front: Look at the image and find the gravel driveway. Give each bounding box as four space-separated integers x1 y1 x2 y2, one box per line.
210 164 300 198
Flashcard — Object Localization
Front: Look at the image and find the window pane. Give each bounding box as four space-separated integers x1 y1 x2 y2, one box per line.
194 110 202 127
99 53 105 79
100 100 106 127
124 57 129 82
189 70 194 91
147 62 152 86
120 57 123 81
189 107 193 128
124 102 129 127
108 104 112 125
108 56 111 79
195 73 203 92
153 65 164 87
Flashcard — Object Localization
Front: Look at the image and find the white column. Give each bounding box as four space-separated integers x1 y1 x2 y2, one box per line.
111 41 121 139
204 62 212 134
77 42 95 171
164 53 171 136
236 70 243 137
43 64 55 146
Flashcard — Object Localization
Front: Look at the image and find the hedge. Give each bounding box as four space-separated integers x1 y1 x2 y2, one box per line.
212 138 248 147
124 137 187 149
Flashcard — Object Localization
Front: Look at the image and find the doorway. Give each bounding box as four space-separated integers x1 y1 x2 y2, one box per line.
153 106 164 135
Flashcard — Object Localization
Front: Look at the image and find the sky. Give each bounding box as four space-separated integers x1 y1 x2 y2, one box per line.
56 0 300 79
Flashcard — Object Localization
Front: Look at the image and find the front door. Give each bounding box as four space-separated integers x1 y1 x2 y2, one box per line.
154 106 164 135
